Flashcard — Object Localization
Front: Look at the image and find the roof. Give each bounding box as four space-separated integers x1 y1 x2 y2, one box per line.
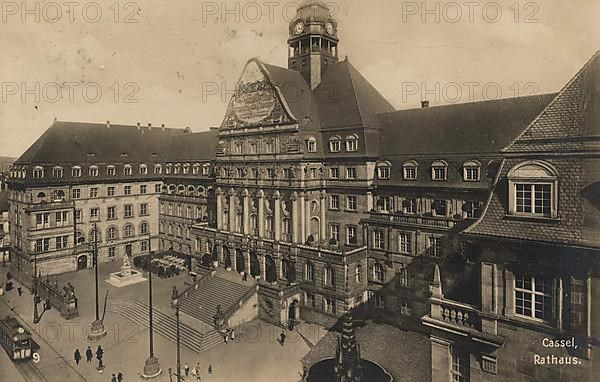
166 130 218 162
314 60 395 130
15 121 192 165
464 51 600 249
377 94 557 156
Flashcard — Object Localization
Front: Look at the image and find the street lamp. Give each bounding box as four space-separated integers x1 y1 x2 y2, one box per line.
142 238 161 379
88 223 106 340
170 288 182 382
32 251 40 324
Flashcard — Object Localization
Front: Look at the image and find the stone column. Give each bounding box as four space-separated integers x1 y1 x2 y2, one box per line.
245 250 251 274
299 192 306 243
242 189 249 235
228 189 236 233
320 191 327 242
291 192 299 243
260 254 266 280
231 248 237 271
274 191 281 241
216 187 223 230
258 190 265 238
305 194 311 239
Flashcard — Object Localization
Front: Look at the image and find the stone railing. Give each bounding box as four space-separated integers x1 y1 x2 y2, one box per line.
223 283 258 328
173 268 214 307
369 212 457 229
36 278 79 320
429 297 481 331
25 200 75 212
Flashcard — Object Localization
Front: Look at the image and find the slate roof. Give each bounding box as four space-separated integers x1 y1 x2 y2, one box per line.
378 94 557 156
166 130 218 162
15 121 188 165
464 51 600 249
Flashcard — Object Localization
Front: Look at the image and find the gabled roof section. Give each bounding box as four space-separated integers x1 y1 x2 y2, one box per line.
378 94 556 156
314 59 395 129
506 51 600 153
15 121 189 165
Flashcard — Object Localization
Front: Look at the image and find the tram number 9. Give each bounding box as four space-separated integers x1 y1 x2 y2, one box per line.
32 352 40 363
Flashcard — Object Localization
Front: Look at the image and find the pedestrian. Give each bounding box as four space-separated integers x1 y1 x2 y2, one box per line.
280 330 286 346
96 345 104 369
242 272 247 282
86 346 93 362
17 286 22 296
302 366 307 380
117 371 123 382
74 349 81 365
230 328 235 342
184 363 190 377
224 332 228 344
208 364 212 375
111 374 117 382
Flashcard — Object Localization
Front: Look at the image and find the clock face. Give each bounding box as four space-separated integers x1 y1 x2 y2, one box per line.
294 22 304 35
326 22 334 35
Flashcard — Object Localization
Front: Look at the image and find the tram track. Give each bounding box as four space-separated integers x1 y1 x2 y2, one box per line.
13 359 49 382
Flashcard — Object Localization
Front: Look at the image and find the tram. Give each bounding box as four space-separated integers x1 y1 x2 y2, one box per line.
0 316 33 361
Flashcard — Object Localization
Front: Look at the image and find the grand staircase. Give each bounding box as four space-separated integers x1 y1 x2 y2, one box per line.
108 299 223 353
179 270 256 326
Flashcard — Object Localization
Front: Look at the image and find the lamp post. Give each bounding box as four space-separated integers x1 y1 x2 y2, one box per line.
88 223 106 340
142 237 161 379
170 289 181 382
32 251 40 324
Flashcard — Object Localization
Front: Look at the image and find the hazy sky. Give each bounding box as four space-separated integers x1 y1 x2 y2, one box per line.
1 0 599 157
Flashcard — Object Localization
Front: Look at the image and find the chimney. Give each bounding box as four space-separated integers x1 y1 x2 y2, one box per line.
421 100 430 109
106 120 111 128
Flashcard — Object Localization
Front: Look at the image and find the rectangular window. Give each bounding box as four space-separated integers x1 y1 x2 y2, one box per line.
155 184 161 193
124 204 133 218
107 206 117 220
516 183 551 216
403 198 417 214
35 238 50 253
346 167 357 179
107 187 115 197
141 240 149 252
56 235 68 249
433 199 447 216
346 195 357 211
433 167 447 180
465 201 482 218
283 168 292 179
124 185 132 195
75 209 82 223
346 225 357 245
330 195 340 210
330 168 339 179
399 299 411 315
52 168 63 178
140 203 148 216
330 224 340 241
465 167 480 181
36 213 49 228
55 211 68 226
373 230 384 249
378 167 390 179
140 185 147 194
429 237 442 257
379 197 392 212
72 167 81 177
404 167 417 180
90 208 99 221
398 232 412 254
451 348 470 382
72 188 81 199
108 247 116 257
89 187 98 198
329 140 341 153
515 274 553 321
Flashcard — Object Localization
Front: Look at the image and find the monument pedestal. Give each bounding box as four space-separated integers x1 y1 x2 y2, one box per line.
88 319 107 340
106 256 146 287
141 356 162 379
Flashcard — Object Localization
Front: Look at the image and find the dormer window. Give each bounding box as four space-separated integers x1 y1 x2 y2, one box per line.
306 137 317 153
139 164 148 175
174 164 181 175
508 161 558 218
329 136 341 153
431 160 448 181
192 164 200 175
202 164 210 176
72 166 81 177
264 141 273 154
52 167 63 178
182 164 190 175
89 166 99 177
345 134 359 152
153 164 162 175
165 164 172 175
123 165 132 176
33 166 45 179
463 160 481 181
403 161 418 180
234 142 244 154
376 162 391 180
107 166 116 176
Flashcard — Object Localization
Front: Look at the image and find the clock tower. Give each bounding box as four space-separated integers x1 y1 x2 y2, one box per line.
288 0 339 90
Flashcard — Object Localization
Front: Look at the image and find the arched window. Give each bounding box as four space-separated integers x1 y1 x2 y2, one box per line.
202 163 210 176
398 266 409 287
281 218 291 242
177 185 185 195
32 166 44 179
154 164 162 175
306 136 317 153
373 263 385 282
123 165 132 176
376 161 391 180
174 164 181 175
197 186 206 196
89 166 99 177
508 161 558 218
107 226 117 240
89 228 101 243
107 165 116 176
71 166 82 177
345 134 359 152
52 166 64 178
168 185 176 194
192 164 200 175
305 262 314 281
139 164 148 175
355 264 362 283
250 214 258 236
37 192 46 199
329 135 342 153
124 224 134 238
324 265 335 287
403 161 418 180
187 185 196 195
463 160 481 181
182 164 190 175
140 222 149 235
431 160 448 181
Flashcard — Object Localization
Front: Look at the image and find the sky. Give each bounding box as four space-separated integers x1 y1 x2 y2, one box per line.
0 0 599 158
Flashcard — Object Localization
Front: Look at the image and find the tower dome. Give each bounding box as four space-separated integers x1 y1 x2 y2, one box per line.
295 0 333 23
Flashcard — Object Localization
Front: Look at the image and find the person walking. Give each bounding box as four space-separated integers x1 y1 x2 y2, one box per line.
74 349 81 365
111 374 117 382
86 346 93 362
208 364 212 375
184 363 190 377
17 286 22 296
117 371 123 382
279 330 286 346
96 345 104 369
230 328 235 342
224 332 228 344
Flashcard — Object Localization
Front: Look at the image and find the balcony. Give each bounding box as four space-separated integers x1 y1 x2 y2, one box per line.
368 211 459 229
25 199 75 212
160 193 206 204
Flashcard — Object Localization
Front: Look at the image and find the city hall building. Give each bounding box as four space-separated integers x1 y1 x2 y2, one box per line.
6 1 599 381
